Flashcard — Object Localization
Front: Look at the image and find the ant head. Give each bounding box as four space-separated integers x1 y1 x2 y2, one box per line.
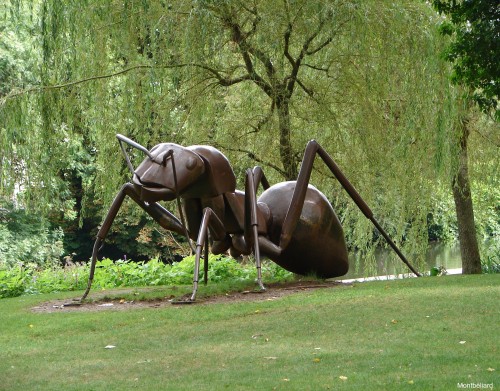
133 143 205 201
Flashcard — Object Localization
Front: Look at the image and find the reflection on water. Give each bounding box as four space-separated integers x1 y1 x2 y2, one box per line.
424 242 462 270
341 242 462 279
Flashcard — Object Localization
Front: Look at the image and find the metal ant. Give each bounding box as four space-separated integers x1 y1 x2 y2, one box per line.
79 134 420 303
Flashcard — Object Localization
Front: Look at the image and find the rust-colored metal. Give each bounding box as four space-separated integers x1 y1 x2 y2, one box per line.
79 135 420 303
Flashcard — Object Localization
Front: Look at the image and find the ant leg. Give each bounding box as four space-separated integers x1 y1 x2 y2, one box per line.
79 183 188 301
247 165 283 262
204 240 209 285
187 207 226 302
280 140 421 277
79 185 129 301
251 166 271 190
245 169 266 291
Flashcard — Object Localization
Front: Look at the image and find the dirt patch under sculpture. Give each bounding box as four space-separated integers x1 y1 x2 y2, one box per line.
31 280 351 313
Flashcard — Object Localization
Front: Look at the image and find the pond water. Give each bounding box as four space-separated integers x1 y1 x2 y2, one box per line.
340 242 462 280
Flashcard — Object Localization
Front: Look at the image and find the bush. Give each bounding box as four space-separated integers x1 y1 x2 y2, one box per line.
0 267 27 298
0 255 294 298
481 240 500 274
0 205 65 268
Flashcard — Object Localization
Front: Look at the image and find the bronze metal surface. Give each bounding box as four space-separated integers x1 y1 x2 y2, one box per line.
78 135 420 303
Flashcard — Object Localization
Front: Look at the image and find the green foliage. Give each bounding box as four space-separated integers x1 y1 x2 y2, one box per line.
426 190 458 242
0 261 87 298
1 0 498 278
429 265 447 277
0 255 293 299
0 202 65 268
481 239 500 274
91 258 171 288
0 1 40 97
0 268 26 298
174 254 248 284
174 254 294 284
471 163 500 239
432 0 500 119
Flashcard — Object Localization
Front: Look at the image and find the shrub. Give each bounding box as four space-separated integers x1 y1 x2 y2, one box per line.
0 267 28 298
0 255 294 298
481 240 500 274
0 206 65 268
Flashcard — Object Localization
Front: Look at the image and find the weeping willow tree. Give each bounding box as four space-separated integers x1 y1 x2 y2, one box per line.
1 0 476 273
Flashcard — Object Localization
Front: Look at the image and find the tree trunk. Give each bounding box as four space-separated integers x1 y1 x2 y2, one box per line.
452 121 482 274
276 97 298 181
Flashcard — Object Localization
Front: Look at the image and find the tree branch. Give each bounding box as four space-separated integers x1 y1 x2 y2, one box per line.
306 36 333 56
472 128 500 148
1 64 156 102
296 79 315 100
220 11 274 96
192 63 255 86
248 101 275 133
1 61 259 104
285 13 333 96
216 144 287 178
303 63 330 72
284 22 295 66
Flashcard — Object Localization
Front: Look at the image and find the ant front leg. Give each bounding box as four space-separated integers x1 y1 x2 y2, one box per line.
177 207 226 303
281 140 421 277
79 183 187 301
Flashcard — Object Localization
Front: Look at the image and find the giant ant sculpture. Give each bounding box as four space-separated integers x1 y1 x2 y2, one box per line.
79 134 420 303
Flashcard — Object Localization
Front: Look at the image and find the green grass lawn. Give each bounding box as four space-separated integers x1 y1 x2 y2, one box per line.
0 274 498 390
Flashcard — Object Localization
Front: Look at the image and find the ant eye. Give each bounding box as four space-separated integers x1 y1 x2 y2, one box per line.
186 156 197 170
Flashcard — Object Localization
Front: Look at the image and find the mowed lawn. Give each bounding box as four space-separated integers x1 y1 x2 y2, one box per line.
0 274 498 390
